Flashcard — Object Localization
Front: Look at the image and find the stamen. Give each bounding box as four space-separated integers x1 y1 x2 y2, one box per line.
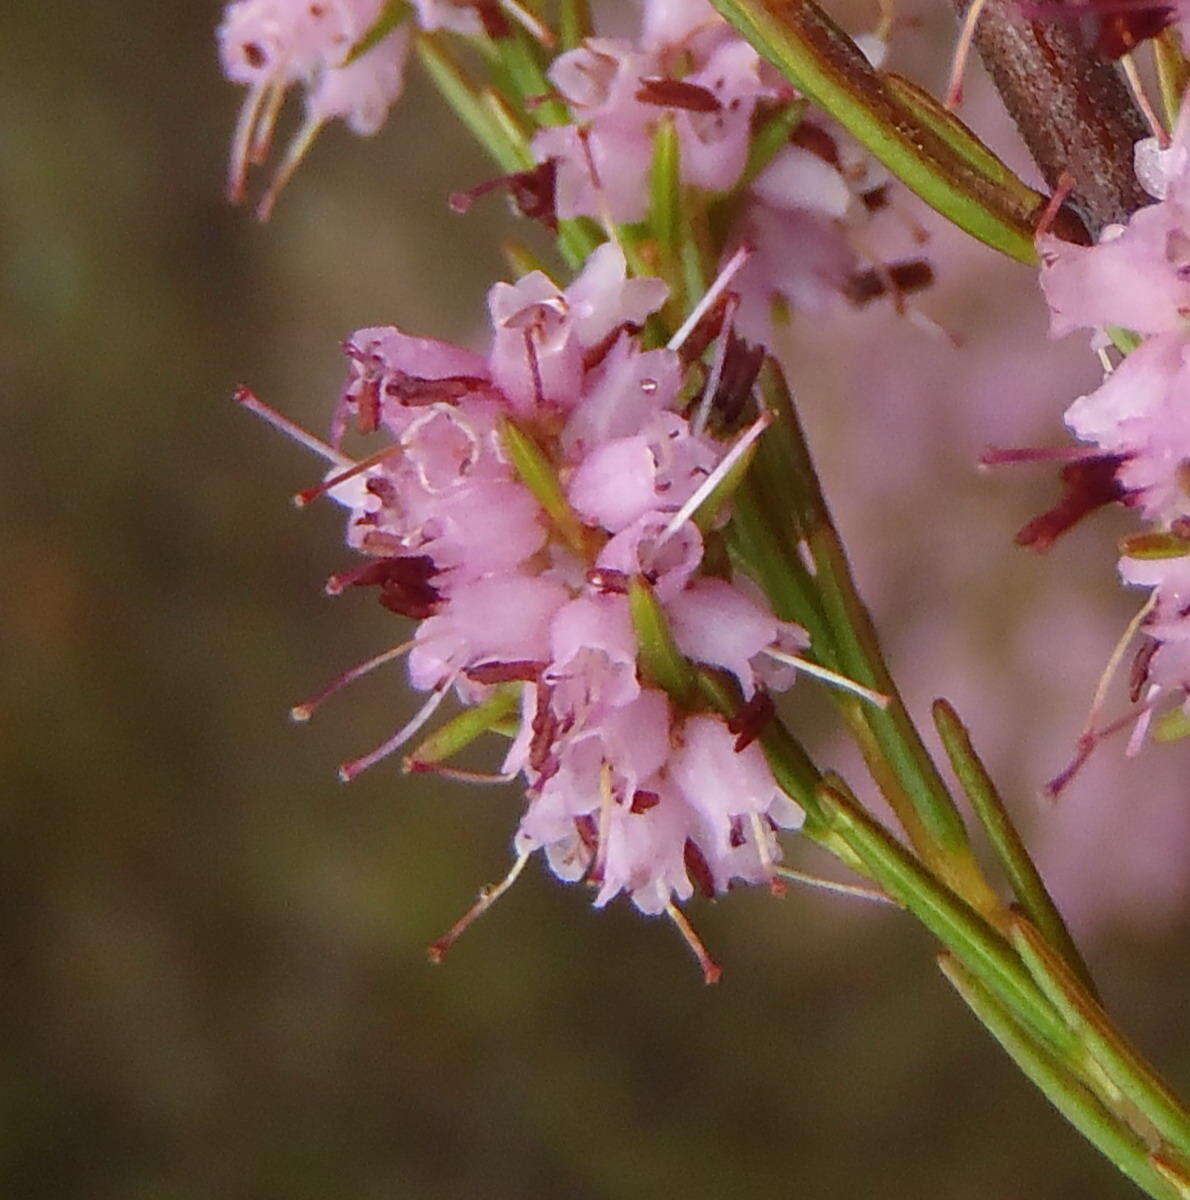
979 444 1104 466
774 865 900 906
234 386 351 467
228 78 270 203
403 762 518 784
591 761 615 884
338 673 458 781
521 329 546 411
427 852 532 963
293 443 401 507
1120 51 1171 146
251 76 289 164
763 648 890 709
668 244 753 353
665 902 722 984
255 111 327 222
749 812 786 896
291 640 414 721
1082 591 1157 739
576 126 623 248
497 0 556 45
652 411 773 550
692 293 740 436
1034 170 1077 239
945 0 989 109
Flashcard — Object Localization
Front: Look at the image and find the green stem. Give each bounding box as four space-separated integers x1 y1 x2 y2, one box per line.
940 955 1180 1200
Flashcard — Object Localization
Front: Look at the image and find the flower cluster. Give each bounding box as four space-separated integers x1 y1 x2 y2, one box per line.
1037 111 1190 737
529 0 905 334
254 244 825 968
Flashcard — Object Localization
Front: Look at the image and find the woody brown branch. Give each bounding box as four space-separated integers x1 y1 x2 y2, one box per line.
955 0 1151 235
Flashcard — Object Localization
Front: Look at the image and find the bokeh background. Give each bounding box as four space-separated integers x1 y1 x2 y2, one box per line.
2 1 1186 1196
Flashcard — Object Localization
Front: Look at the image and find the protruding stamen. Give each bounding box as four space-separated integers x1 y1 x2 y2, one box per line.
945 0 989 109
255 111 326 222
652 411 773 550
234 386 352 467
979 444 1103 466
522 329 546 412
402 761 518 784
1034 170 1076 239
749 812 786 896
1081 591 1157 740
1120 51 1171 146
228 78 270 203
497 0 556 45
665 902 722 985
427 852 532 963
338 673 458 781
668 244 753 353
294 444 401 507
590 761 616 884
576 125 622 248
692 293 740 437
290 640 413 721
250 76 289 164
774 865 899 906
763 648 891 709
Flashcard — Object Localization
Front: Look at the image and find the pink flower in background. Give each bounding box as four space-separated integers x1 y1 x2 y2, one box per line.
219 0 423 216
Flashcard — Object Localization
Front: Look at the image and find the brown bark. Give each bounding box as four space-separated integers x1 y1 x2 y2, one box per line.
958 0 1151 235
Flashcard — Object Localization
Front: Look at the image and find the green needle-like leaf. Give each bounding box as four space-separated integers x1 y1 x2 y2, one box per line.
708 0 1041 263
932 698 1096 996
817 780 1073 1055
940 954 1180 1200
499 417 589 555
1011 919 1190 1158
628 576 698 706
406 685 522 768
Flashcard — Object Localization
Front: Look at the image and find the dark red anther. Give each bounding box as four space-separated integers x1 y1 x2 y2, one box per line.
327 555 443 619
728 817 746 848
449 160 558 231
384 371 495 406
586 568 630 594
635 77 722 112
474 0 511 37
1130 635 1160 702
529 684 562 782
629 789 662 813
860 185 890 212
574 814 599 852
464 660 547 684
842 260 936 307
243 42 266 68
789 121 841 166
684 839 716 898
727 688 775 752
1095 6 1173 57
582 321 640 372
357 375 381 435
708 332 766 432
1015 454 1129 552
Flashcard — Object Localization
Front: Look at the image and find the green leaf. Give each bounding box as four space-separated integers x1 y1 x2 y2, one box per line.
406 685 522 768
816 779 1073 1055
932 699 1097 997
881 73 1044 211
343 0 410 65
649 115 682 273
558 0 592 49
488 27 569 126
1011 919 1190 1158
498 417 588 555
628 576 698 706
707 0 1041 263
939 954 1181 1200
416 36 528 173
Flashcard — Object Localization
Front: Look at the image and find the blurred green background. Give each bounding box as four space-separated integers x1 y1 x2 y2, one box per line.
2 2 1185 1197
